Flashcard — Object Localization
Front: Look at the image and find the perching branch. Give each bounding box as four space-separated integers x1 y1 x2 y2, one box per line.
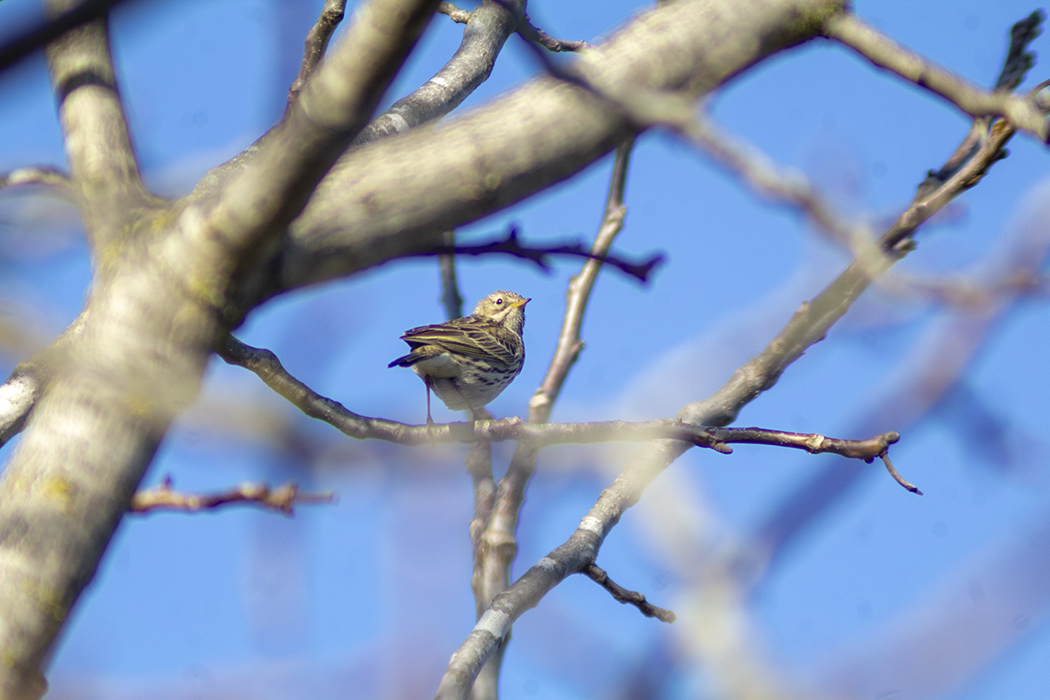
130 477 335 516
219 336 906 474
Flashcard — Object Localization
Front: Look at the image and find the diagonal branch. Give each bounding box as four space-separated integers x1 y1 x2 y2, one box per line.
0 0 138 73
201 0 441 272
824 12 1050 143
270 0 848 299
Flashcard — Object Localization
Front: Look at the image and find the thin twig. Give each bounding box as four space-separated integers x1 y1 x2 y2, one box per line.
438 230 465 320
585 563 676 623
130 476 335 515
288 0 348 107
523 13 588 53
404 225 663 283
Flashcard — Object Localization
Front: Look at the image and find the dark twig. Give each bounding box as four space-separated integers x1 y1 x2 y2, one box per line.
404 225 663 283
585 563 676 623
288 0 348 106
129 476 335 516
438 230 465 320
994 10 1044 90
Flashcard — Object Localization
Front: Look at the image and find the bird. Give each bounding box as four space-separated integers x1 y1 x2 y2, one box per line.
388 290 529 424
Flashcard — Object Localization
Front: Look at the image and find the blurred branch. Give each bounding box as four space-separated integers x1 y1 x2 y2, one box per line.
994 10 1043 90
130 476 335 516
353 0 526 146
0 167 71 192
0 313 86 447
287 0 347 106
270 0 846 297
437 2 472 23
441 3 587 51
404 224 663 283
824 12 1050 143
438 230 465 320
45 0 151 252
520 12 589 52
585 563 676 623
204 0 440 268
0 0 137 73
687 112 867 248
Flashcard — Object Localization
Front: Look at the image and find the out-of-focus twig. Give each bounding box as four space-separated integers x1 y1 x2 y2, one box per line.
130 476 335 515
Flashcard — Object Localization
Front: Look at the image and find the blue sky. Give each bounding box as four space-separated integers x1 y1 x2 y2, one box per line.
1 1 1050 698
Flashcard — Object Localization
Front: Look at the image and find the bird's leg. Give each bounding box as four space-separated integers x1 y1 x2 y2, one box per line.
424 381 435 427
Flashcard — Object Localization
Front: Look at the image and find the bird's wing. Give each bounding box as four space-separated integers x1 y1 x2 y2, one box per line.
399 321 518 367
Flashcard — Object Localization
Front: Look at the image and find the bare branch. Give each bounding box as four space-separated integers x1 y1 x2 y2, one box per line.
287 0 347 107
522 13 589 53
530 141 634 422
585 563 676 623
0 167 71 192
45 0 151 248
220 336 905 474
824 12 1050 143
0 0 136 73
129 477 334 515
274 0 847 297
353 0 526 146
437 2 472 24
687 112 867 248
203 0 440 270
438 231 466 320
993 9 1043 90
404 224 662 283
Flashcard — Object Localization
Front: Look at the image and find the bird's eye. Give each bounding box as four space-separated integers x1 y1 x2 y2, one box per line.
495 297 503 305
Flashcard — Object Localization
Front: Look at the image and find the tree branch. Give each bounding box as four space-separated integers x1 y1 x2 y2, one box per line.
0 0 137 73
824 12 1050 143
0 166 71 192
404 224 662 283
585 563 676 623
45 0 151 251
129 477 335 516
201 0 441 275
287 0 347 107
269 0 847 299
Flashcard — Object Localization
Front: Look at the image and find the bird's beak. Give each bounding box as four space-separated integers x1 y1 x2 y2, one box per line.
513 298 531 309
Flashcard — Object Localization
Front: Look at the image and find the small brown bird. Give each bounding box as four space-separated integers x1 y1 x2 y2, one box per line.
388 290 529 424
